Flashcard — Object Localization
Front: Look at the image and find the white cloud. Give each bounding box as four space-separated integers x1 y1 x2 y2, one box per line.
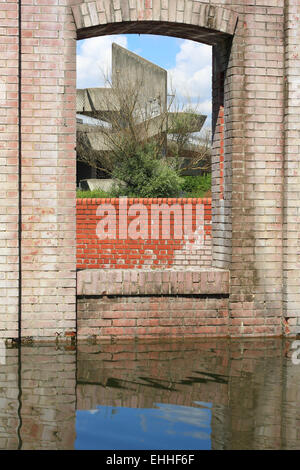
76 36 128 89
168 40 212 120
197 99 212 115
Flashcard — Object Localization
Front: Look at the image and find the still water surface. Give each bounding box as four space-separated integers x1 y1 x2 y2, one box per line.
1 337 300 450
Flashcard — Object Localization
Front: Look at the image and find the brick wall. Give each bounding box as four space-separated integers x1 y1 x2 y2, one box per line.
0 0 19 339
3 0 300 339
77 292 283 341
283 0 300 335
76 197 212 270
219 0 286 332
19 0 77 340
77 295 229 340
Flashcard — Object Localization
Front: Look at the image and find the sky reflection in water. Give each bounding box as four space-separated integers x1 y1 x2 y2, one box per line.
76 402 212 450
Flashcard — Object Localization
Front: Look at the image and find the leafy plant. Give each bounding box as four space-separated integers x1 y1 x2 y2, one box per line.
181 173 211 197
111 141 183 198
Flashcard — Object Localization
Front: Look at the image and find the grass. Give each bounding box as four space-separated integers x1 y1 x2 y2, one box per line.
76 189 111 198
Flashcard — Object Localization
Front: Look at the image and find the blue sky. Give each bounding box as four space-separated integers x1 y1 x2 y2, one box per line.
77 34 212 128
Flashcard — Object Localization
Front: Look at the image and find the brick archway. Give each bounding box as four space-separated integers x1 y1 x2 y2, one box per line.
3 0 300 340
72 0 238 278
71 0 282 339
72 1 238 43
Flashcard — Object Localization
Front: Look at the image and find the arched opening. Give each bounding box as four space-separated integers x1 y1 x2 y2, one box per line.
73 2 237 271
72 2 237 340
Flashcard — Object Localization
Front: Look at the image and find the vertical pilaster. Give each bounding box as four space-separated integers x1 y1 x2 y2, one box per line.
283 0 300 334
20 0 77 339
228 2 285 336
212 39 232 270
0 0 19 339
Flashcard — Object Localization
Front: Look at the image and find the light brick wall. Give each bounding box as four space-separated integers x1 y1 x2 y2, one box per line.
283 0 300 335
77 267 281 340
208 0 285 334
77 267 229 296
0 0 19 339
20 0 77 339
212 38 232 270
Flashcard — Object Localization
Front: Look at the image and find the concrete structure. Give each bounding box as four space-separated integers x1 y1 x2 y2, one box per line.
77 42 168 121
1 0 300 340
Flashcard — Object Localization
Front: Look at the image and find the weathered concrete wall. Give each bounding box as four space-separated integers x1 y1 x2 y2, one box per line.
112 42 167 119
2 0 300 339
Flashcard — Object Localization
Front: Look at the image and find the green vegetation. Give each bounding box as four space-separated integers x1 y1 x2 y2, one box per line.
77 74 211 199
110 141 183 198
76 172 211 198
181 173 211 198
76 189 111 198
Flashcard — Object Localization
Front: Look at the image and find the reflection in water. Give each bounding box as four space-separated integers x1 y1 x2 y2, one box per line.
0 338 300 449
76 403 211 450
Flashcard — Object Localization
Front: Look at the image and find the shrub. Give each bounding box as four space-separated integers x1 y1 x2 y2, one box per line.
181 173 211 197
111 141 183 198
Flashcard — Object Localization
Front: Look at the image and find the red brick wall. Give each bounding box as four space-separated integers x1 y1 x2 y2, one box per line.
76 198 212 270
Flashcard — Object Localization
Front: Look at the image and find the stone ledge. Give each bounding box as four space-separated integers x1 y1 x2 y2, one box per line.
77 268 229 296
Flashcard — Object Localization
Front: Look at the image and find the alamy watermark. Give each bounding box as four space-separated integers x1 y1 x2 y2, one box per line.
291 340 300 365
95 198 206 250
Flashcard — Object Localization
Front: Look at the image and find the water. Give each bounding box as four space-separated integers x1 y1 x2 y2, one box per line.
1 337 300 450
